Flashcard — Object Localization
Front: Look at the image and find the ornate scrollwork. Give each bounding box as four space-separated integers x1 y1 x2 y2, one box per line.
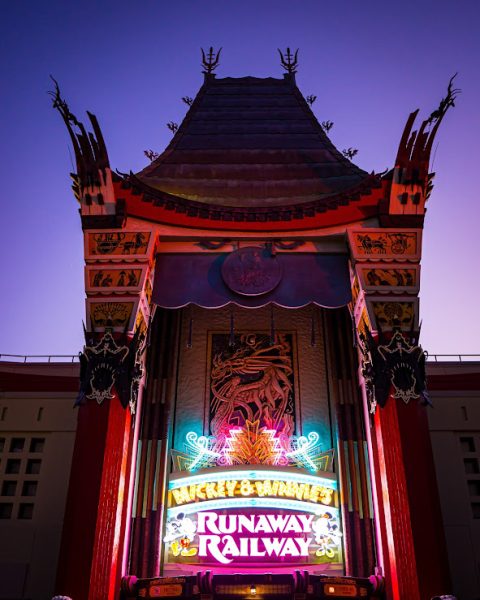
359 327 430 413
76 329 145 413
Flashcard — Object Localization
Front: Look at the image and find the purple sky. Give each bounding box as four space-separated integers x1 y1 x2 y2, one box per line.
1 0 479 357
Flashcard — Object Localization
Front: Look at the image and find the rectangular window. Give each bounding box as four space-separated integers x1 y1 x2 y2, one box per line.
1 481 17 496
9 438 25 453
0 437 5 452
464 458 480 474
18 503 34 520
0 503 13 519
21 481 37 497
460 436 476 453
472 502 480 519
6 459 21 474
467 481 480 497
26 459 41 475
0 407 7 421
29 438 45 453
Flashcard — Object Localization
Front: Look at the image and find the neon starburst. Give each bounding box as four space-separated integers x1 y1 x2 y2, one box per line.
222 420 287 466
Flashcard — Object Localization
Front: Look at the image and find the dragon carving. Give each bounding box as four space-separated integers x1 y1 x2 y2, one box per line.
209 334 295 440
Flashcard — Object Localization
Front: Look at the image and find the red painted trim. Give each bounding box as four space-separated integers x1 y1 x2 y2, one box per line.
118 183 384 232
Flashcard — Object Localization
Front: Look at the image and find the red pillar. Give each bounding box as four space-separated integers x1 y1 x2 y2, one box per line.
371 398 451 600
55 397 133 600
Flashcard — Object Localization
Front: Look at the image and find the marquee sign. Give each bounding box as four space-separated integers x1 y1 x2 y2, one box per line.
164 468 342 568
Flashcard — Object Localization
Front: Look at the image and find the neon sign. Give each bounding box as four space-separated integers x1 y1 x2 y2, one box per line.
172 427 333 473
164 468 342 568
164 509 342 565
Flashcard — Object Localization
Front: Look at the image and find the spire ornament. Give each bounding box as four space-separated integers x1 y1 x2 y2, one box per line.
49 76 110 194
278 47 299 74
426 73 460 125
201 46 222 74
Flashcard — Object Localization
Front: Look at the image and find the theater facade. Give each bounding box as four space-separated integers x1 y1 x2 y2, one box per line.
52 51 457 600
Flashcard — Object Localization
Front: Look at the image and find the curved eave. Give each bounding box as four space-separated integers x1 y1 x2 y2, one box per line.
114 174 386 232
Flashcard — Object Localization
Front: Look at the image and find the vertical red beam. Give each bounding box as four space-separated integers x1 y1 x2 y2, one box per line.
55 397 133 600
371 397 452 599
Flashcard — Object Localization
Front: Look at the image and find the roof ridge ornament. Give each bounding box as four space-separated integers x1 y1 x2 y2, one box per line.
278 47 299 75
426 73 460 126
386 73 460 219
201 46 222 76
49 76 110 195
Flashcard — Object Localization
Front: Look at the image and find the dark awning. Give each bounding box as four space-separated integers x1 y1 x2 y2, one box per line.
152 252 351 309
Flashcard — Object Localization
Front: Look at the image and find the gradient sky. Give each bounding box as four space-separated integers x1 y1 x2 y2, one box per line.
1 0 479 357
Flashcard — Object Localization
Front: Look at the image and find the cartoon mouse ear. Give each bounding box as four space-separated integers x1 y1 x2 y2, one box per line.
177 512 185 520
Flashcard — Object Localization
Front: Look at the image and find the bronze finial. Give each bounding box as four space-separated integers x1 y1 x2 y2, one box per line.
48 75 80 127
278 47 299 74
182 96 193 106
321 120 334 133
306 94 317 105
144 149 159 162
166 122 179 134
201 47 222 74
342 148 358 160
427 73 461 125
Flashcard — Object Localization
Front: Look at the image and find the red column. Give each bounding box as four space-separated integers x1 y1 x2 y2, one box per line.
55 397 133 600
371 398 451 600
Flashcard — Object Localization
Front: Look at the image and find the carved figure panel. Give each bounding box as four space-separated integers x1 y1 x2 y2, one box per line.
368 299 418 331
207 333 296 441
88 300 135 330
88 268 142 289
86 231 151 257
348 228 421 261
359 264 419 293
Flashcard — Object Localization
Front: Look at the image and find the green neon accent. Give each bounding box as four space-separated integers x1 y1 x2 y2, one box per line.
132 441 142 519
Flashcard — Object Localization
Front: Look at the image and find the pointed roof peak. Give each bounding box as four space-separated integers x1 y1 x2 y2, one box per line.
136 72 367 208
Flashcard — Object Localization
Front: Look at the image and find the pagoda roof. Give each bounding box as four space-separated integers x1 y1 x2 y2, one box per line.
135 74 371 208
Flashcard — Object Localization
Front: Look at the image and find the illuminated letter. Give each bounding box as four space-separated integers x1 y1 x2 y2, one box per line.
266 514 290 533
222 535 241 558
319 487 333 505
281 538 300 556
238 514 256 533
217 514 236 534
262 538 286 556
297 515 314 532
295 538 311 556
198 535 232 564
172 486 190 506
226 480 237 497
284 516 302 533
240 479 254 496
206 482 218 499
197 511 220 534
249 538 266 557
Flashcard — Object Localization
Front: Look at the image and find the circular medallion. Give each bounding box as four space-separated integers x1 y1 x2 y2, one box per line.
221 247 283 296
